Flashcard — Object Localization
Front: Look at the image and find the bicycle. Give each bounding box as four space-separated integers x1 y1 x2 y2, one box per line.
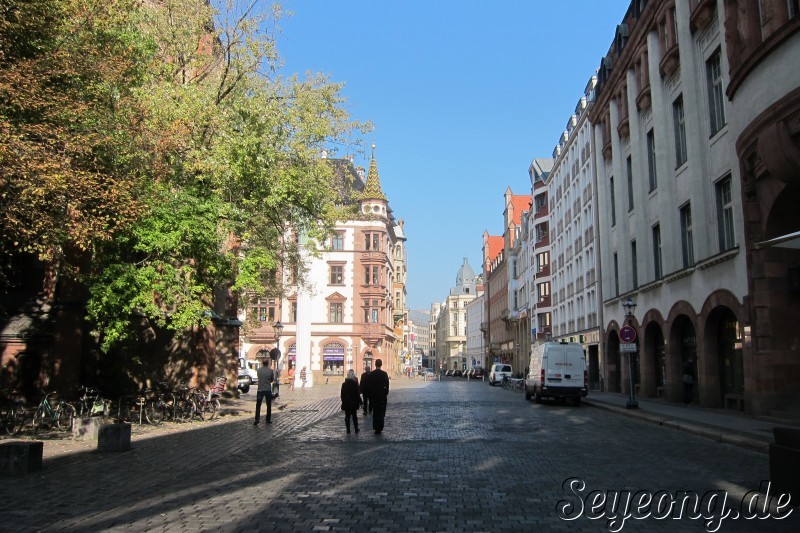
1 389 26 436
32 391 75 432
502 376 525 393
72 386 111 419
191 377 225 421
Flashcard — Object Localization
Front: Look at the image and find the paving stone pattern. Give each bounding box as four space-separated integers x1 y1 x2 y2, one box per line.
1 379 798 532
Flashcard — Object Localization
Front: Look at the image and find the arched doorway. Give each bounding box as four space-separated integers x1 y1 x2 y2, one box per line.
706 307 744 410
644 322 666 398
669 315 697 404
605 330 621 393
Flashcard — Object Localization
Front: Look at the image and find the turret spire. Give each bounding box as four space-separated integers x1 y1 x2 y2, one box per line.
362 144 386 200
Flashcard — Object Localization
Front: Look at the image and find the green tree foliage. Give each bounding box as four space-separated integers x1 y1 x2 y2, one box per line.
2 0 369 350
0 0 153 286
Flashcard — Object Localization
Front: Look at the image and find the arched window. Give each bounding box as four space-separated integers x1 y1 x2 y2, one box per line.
323 342 345 375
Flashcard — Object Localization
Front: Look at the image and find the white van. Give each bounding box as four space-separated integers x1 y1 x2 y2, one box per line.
525 342 587 404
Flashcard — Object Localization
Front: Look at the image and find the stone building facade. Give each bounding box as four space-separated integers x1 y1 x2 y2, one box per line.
590 0 800 415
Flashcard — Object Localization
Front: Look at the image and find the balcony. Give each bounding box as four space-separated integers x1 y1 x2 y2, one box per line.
616 116 630 139
659 44 680 78
690 0 716 34
636 84 652 111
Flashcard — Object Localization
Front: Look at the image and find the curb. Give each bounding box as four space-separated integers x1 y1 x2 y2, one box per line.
584 399 769 454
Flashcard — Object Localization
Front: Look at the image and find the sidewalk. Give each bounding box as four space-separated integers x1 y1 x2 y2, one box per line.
583 391 800 453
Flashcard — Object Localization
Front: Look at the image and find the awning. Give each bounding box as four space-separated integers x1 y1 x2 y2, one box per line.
754 230 800 249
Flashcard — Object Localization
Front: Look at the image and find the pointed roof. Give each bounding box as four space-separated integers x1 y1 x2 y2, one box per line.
486 235 504 261
362 144 386 200
510 195 532 225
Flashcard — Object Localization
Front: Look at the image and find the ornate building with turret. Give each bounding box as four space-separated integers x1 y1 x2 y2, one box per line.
239 148 405 384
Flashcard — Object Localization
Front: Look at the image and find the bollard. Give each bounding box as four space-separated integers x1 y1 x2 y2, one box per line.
0 441 43 475
97 422 132 452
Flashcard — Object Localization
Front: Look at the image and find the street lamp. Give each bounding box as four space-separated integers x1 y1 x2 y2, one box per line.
621 298 638 409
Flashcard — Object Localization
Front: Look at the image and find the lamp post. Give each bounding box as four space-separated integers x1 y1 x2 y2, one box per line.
621 298 639 409
272 321 284 387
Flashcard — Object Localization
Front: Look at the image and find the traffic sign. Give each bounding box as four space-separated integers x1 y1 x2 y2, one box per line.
620 343 637 353
620 325 637 343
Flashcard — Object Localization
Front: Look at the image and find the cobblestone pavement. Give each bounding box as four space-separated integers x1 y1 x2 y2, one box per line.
2 377 798 532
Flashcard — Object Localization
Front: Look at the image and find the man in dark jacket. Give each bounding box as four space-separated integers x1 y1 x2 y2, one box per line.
368 359 390 434
254 356 275 425
340 370 362 434
359 367 371 416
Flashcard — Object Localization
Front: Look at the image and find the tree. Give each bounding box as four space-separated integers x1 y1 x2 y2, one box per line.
84 0 370 351
0 0 152 291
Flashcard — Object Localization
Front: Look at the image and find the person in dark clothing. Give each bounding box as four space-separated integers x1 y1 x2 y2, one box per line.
254 357 275 425
359 368 371 416
369 359 390 434
340 370 362 434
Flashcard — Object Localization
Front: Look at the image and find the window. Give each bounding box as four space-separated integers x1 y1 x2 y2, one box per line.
364 265 380 285
536 251 549 272
290 302 298 323
627 156 634 211
322 343 345 375
613 253 620 297
652 224 662 280
365 233 380 251
535 223 548 242
647 129 657 192
364 299 380 323
673 95 687 167
331 232 344 251
252 299 276 322
631 240 638 290
534 193 547 212
706 48 726 136
716 176 736 251
610 177 617 226
537 282 550 302
791 0 800 19
680 203 694 268
329 302 343 323
329 264 343 285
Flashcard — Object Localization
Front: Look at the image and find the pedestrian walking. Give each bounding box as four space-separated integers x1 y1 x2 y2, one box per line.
368 358 390 434
300 366 307 389
254 355 275 425
340 369 362 434
360 367 371 416
288 366 295 391
682 359 695 405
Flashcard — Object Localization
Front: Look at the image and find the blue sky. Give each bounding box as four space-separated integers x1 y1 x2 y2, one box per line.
274 0 630 311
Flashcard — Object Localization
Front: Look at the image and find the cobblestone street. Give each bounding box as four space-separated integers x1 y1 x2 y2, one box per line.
2 378 798 532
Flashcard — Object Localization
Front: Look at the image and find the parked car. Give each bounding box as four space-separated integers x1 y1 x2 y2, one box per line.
445 369 454 376
423 368 437 380
471 367 485 380
488 364 513 386
452 369 463 377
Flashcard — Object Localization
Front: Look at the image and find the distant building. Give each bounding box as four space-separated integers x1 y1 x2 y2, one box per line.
407 309 431 368
240 148 404 385
547 76 603 389
433 258 479 372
